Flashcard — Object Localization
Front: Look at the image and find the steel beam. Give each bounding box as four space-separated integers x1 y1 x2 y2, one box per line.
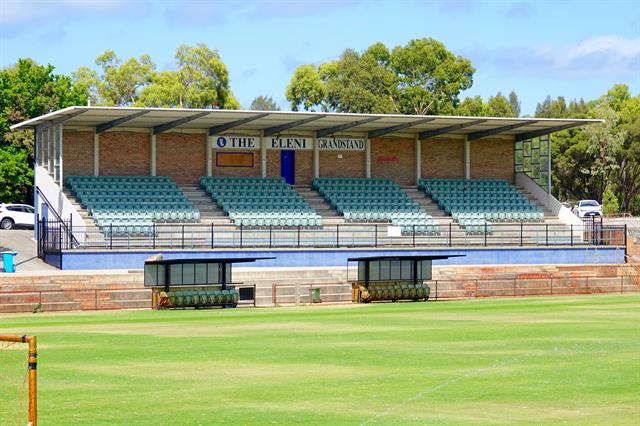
96 111 150 133
208 113 269 135
418 119 486 140
514 122 586 141
152 112 210 135
35 109 86 132
467 120 537 141
262 115 325 136
315 116 380 138
367 118 435 139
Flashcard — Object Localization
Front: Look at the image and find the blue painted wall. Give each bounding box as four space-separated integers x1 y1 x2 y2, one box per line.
59 247 623 270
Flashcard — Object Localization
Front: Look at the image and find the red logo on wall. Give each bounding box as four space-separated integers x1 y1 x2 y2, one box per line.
376 155 399 163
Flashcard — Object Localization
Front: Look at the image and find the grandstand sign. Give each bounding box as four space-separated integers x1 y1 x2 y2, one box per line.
267 137 313 150
212 135 260 150
317 137 365 151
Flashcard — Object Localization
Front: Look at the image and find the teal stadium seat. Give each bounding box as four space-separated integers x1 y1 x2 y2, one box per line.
200 176 322 228
419 178 544 234
312 178 439 235
66 175 200 235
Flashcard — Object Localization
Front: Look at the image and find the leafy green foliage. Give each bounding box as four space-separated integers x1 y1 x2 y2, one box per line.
249 95 280 111
454 91 519 117
0 145 33 203
602 186 619 216
286 38 474 115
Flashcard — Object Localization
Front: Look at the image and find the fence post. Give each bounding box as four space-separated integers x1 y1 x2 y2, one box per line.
570 224 573 246
374 224 378 248
448 223 452 247
513 278 516 297
550 278 553 295
95 289 98 310
297 225 301 248
240 224 243 248
69 214 73 249
475 280 478 298
545 224 549 246
624 224 627 248
272 283 276 306
181 225 185 249
435 280 438 301
211 223 214 249
153 223 156 249
109 224 113 250
336 224 340 248
269 225 272 248
484 223 487 247
412 225 416 247
520 222 523 247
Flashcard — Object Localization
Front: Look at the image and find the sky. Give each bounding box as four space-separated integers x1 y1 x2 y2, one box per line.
1 0 638 116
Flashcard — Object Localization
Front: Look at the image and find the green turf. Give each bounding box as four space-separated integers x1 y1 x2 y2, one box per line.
1 295 639 425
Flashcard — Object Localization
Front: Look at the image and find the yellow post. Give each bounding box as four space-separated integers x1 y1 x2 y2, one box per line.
0 334 37 425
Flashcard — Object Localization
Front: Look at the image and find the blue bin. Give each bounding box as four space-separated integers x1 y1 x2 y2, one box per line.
2 252 17 273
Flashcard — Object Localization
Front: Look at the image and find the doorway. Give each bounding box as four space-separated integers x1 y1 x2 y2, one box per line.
280 150 295 184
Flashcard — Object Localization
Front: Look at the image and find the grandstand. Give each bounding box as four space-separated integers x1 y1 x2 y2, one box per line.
9 106 624 270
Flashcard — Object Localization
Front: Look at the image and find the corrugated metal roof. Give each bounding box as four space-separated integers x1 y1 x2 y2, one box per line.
11 106 602 139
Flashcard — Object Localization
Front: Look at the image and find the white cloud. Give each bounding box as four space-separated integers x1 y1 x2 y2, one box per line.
467 35 640 79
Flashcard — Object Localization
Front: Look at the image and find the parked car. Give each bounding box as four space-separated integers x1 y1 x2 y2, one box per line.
0 204 35 229
575 200 603 218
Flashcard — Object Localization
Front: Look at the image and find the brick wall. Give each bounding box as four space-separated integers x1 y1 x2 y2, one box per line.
295 150 313 184
99 132 150 176
371 137 415 185
212 150 260 177
266 150 280 178
421 138 464 179
319 151 365 178
157 133 205 184
470 138 515 182
63 130 94 177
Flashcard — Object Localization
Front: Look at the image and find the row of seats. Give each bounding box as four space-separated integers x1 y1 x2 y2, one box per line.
314 178 439 235
165 289 239 307
358 283 431 302
420 179 544 226
67 176 199 232
201 176 322 228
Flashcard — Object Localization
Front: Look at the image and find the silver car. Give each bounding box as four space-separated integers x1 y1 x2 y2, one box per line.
575 200 603 218
0 204 35 229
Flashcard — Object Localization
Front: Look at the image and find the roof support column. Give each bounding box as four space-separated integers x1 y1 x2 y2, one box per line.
93 132 99 176
48 127 54 175
57 125 63 187
365 138 371 178
313 136 319 179
415 134 421 186
150 132 157 176
206 135 213 177
464 136 471 180
260 130 267 178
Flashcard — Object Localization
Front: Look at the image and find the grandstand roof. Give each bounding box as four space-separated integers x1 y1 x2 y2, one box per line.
11 106 602 140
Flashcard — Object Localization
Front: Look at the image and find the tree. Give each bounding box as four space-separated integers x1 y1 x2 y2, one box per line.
285 38 475 115
138 44 239 109
508 90 521 117
601 186 619 216
0 59 86 204
73 51 155 106
615 91 640 212
0 145 33 204
250 95 280 111
455 96 485 116
485 92 516 117
390 38 474 115
1 59 86 140
285 64 326 111
581 103 625 202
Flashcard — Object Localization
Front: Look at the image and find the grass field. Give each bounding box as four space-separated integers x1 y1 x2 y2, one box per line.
1 294 639 425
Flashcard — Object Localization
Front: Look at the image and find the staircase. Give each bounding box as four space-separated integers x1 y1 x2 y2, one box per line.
63 188 98 227
402 187 452 224
294 186 345 225
179 184 233 226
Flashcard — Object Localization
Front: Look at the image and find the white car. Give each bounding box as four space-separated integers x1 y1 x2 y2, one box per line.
575 200 603 218
0 204 35 229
